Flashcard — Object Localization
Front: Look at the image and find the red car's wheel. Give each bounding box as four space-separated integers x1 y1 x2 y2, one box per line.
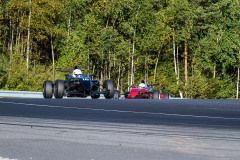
153 90 160 99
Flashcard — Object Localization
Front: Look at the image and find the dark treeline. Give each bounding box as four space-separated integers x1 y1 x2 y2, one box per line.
0 0 240 98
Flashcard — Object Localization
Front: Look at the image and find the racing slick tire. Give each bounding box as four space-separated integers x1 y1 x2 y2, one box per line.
91 89 100 99
43 80 53 98
91 94 100 99
54 80 65 99
124 91 130 99
113 90 120 99
163 92 170 99
91 83 100 99
103 80 114 99
153 90 160 99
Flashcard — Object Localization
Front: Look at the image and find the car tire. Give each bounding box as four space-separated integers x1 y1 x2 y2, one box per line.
54 80 65 99
103 80 114 99
91 89 100 99
91 84 100 99
153 90 160 99
163 92 170 99
91 94 100 99
43 80 53 98
113 90 120 99
124 91 130 99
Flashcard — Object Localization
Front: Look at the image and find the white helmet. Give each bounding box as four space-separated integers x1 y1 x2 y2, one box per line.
73 69 82 77
139 83 146 89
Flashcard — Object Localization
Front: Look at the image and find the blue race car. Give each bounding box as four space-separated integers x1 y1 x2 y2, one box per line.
43 65 116 99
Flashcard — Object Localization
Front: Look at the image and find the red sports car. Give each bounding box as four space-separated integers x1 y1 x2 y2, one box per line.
124 80 170 99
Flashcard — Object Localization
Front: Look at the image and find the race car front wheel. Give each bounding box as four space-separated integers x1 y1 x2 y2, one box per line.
91 83 100 99
153 90 160 99
91 94 100 99
103 80 114 99
54 80 65 99
43 80 53 98
163 92 170 99
113 90 120 99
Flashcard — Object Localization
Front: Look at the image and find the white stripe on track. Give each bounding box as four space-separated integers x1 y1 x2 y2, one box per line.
0 100 239 121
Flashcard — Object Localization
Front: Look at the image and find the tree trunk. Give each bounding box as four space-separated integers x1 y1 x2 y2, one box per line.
108 51 111 79
154 49 161 83
177 45 181 98
21 13 24 56
67 7 71 41
87 36 90 75
51 35 55 77
88 48 89 76
213 65 216 78
131 4 139 86
184 40 188 87
191 62 194 99
16 10 20 54
177 45 179 84
131 41 134 86
147 53 149 83
92 63 95 75
128 39 131 90
10 16 14 56
117 62 121 90
173 35 177 82
237 67 239 99
26 0 32 72
133 62 135 84
145 55 147 81
16 26 19 53
237 51 240 99
121 74 123 93
104 63 106 80
9 16 13 80
101 51 103 84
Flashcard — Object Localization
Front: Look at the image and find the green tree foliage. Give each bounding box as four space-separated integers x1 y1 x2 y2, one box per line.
0 0 239 98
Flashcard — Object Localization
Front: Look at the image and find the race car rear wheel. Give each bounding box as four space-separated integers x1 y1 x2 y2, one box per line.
54 80 65 99
153 90 160 99
163 92 170 99
43 80 53 98
113 90 120 99
103 80 114 99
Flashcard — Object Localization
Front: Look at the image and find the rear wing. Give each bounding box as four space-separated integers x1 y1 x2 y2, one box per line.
54 69 85 80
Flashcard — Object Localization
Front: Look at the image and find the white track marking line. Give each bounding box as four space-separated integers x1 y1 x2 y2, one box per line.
0 157 17 160
0 101 240 121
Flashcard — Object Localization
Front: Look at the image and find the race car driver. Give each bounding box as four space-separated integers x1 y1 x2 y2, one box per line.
139 83 146 89
72 65 82 78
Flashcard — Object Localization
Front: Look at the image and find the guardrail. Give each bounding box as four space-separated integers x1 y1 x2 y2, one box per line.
0 90 182 99
0 90 43 98
0 90 107 99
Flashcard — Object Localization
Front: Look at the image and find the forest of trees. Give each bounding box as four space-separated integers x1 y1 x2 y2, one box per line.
0 0 240 99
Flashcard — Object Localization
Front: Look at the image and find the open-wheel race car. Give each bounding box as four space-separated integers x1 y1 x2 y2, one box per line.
43 65 118 99
124 80 170 99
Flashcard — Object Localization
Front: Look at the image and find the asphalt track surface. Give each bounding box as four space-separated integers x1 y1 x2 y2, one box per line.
0 98 240 160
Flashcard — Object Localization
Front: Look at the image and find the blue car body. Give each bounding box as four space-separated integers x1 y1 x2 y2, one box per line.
61 72 100 97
